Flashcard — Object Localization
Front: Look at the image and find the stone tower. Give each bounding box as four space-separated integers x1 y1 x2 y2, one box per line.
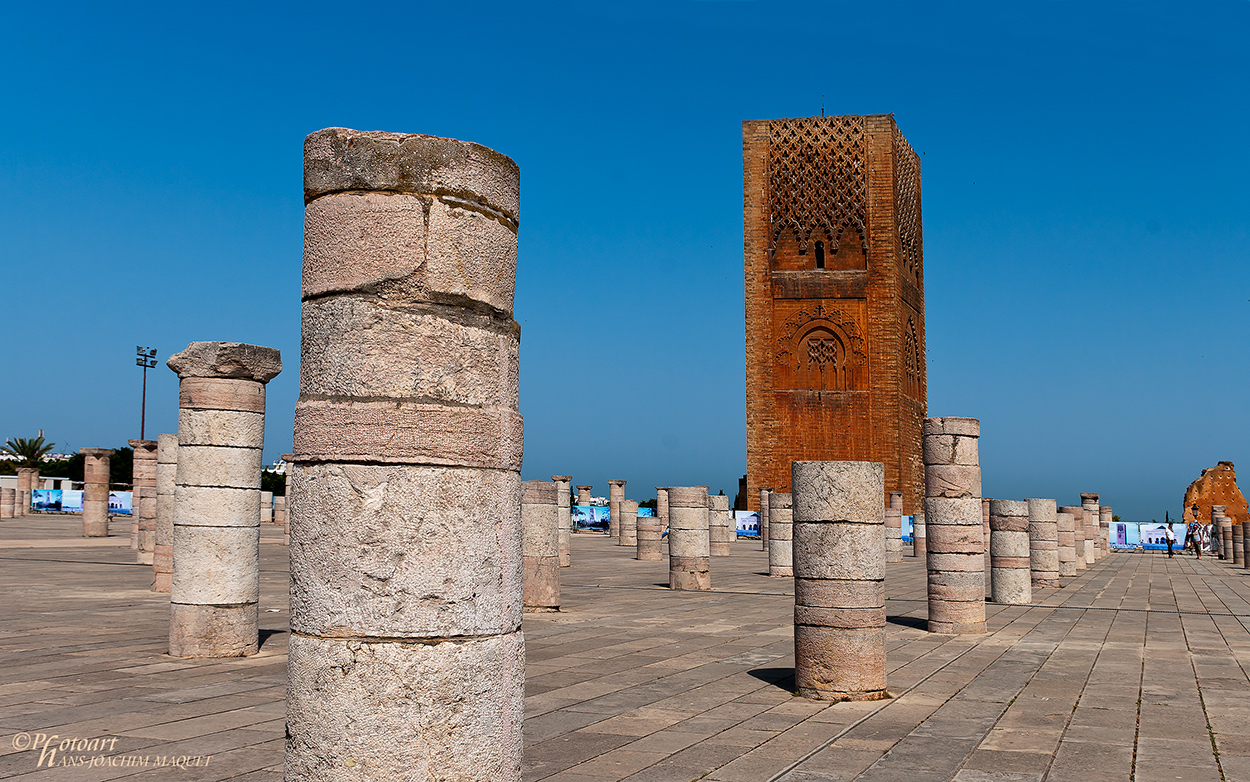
744 114 926 512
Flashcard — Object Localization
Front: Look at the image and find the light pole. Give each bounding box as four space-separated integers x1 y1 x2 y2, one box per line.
136 347 157 440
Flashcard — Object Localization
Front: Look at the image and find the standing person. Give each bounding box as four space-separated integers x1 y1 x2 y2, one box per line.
1165 522 1176 558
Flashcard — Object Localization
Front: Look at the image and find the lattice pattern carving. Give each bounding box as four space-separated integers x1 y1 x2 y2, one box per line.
768 116 868 255
893 125 922 282
903 315 920 399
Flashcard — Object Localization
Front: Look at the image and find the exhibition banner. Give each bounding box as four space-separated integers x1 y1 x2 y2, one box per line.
735 510 760 537
572 505 610 531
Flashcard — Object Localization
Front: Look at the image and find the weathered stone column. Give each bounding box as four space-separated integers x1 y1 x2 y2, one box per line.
981 498 992 573
912 509 926 557
1241 523 1249 570
708 494 732 556
989 500 1031 605
619 500 638 547
552 475 572 567
768 491 793 577
288 128 523 781
637 510 663 561
1099 506 1112 555
1080 494 1100 562
1 487 14 519
281 454 294 547
607 479 626 538
884 492 903 563
1056 510 1077 576
1026 498 1059 587
1060 506 1087 570
1216 507 1232 560
1233 519 1244 566
792 460 888 701
923 417 985 634
168 342 279 659
521 480 560 612
274 495 286 526
668 486 710 590
576 485 592 506
15 468 33 516
260 491 274 523
657 487 670 532
81 449 113 537
153 434 177 592
130 439 158 564
759 486 772 549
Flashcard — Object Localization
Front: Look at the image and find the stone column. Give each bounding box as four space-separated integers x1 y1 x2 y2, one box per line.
792 460 888 701
708 494 732 556
168 341 279 659
15 468 33 516
637 510 663 561
1 487 14 519
619 500 638 547
287 128 523 781
1026 498 1059 587
1056 510 1077 576
923 417 985 634
29 470 41 503
668 486 710 590
130 439 158 564
261 491 274 523
153 433 177 592
281 454 294 547
989 500 1031 605
981 498 992 573
521 480 559 612
912 509 926 557
884 492 903 563
576 485 592 506
1080 494 1100 562
759 486 772 550
1233 519 1245 566
1099 506 1112 555
1060 506 1087 570
657 487 670 532
607 479 626 539
274 496 286 526
768 491 793 577
552 475 572 567
81 449 113 537
1241 523 1249 570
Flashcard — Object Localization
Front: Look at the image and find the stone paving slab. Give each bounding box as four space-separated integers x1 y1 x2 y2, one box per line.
1 516 1248 781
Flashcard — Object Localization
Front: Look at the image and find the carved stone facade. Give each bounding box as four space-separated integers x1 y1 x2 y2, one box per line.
1182 461 1248 526
744 114 926 511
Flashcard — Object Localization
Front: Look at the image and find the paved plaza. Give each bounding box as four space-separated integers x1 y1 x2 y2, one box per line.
2 514 1249 781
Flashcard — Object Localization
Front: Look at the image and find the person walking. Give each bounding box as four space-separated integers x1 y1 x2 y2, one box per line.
1165 522 1177 558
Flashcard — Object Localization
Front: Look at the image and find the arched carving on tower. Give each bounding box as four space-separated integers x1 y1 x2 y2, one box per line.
774 305 867 391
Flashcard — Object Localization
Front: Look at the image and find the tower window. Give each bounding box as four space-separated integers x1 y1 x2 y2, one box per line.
814 241 825 269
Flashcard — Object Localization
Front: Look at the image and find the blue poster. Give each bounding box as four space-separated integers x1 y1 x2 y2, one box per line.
572 505 610 531
32 489 63 511
108 491 133 515
638 508 655 517
735 510 759 537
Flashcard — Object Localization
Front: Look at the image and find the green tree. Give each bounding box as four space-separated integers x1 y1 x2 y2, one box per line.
261 469 286 496
1 436 55 468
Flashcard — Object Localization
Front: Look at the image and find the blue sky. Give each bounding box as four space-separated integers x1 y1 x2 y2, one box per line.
1 1 1246 520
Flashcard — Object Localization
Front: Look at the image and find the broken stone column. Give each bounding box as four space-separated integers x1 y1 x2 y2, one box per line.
619 499 638 547
521 480 560 612
0 487 13 519
81 449 113 537
912 509 926 557
168 342 280 659
768 491 793 577
708 494 732 556
576 485 592 506
981 498 991 573
260 491 274 523
153 433 177 593
1215 507 1231 560
759 486 771 549
884 492 903 563
1241 523 1249 570
1056 510 1077 576
552 475 572 566
923 417 985 634
637 510 663 561
281 454 294 547
1235 521 1245 566
657 487 670 532
608 479 626 538
1060 506 1087 570
1081 494 1100 562
15 468 33 516
1026 498 1059 587
130 439 158 564
668 486 711 590
989 499 1032 605
792 460 888 701
1100 506 1112 555
288 128 523 781
274 495 286 526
